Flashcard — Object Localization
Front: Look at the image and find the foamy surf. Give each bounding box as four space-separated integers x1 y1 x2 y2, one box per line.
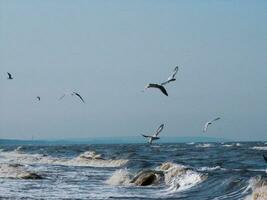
0 163 42 179
196 143 214 148
0 150 128 168
251 146 267 151
244 176 267 200
106 162 206 194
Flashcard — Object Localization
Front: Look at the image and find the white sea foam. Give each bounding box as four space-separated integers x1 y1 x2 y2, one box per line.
187 142 195 145
105 169 132 186
0 150 128 168
251 146 267 151
197 166 221 172
196 143 214 148
160 162 206 193
244 177 267 200
0 163 41 179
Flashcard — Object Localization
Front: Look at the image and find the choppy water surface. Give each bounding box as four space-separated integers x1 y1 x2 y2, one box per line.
0 142 266 199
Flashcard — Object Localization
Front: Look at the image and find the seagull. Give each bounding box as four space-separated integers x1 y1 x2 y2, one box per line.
71 92 85 103
161 66 179 86
37 96 41 101
59 92 85 103
141 124 164 144
7 72 13 80
203 117 221 133
144 83 168 96
263 154 267 163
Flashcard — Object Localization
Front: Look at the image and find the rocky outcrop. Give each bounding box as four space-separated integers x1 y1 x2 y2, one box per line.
130 170 163 186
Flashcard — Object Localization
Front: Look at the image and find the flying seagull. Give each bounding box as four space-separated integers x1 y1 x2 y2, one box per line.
161 66 179 86
203 117 221 133
144 83 168 96
263 154 267 163
37 96 41 101
7 72 13 80
141 124 164 144
59 92 85 103
72 92 85 103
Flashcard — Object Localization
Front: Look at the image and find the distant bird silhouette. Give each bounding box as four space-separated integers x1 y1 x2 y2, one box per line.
7 72 13 80
203 117 221 133
37 96 41 101
161 66 179 86
72 92 85 103
141 124 164 144
263 154 267 163
59 92 85 103
144 83 168 96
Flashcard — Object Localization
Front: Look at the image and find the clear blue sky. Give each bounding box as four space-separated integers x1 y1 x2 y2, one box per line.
0 0 266 141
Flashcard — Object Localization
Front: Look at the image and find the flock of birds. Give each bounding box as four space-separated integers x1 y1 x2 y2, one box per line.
140 66 221 144
7 72 85 103
4 69 267 163
6 68 221 145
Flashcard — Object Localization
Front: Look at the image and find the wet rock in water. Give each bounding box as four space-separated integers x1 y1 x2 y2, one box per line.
19 172 43 180
245 186 267 200
130 170 163 186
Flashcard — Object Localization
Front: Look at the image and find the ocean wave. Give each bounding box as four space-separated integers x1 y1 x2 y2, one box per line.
197 166 221 172
196 143 214 148
160 162 207 193
222 143 241 148
0 163 42 179
244 176 267 200
0 150 128 168
106 162 206 193
251 146 267 151
105 169 132 186
187 142 195 145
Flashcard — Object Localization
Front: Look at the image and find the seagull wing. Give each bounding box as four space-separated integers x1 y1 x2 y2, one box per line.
263 154 267 163
154 124 164 137
203 117 220 132
73 92 85 103
158 85 168 96
210 117 221 123
58 94 66 100
7 72 12 79
149 84 168 96
161 66 179 85
141 134 152 138
161 80 169 86
170 66 179 79
37 96 41 101
203 122 210 132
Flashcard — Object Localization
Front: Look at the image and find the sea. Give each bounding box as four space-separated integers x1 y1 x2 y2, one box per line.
0 142 266 200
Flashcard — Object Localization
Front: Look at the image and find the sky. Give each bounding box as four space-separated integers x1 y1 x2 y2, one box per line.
0 0 267 141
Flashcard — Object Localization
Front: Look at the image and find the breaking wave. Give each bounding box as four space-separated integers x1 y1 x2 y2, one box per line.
0 163 42 179
0 150 128 168
106 162 206 193
196 143 214 148
244 176 267 200
251 146 267 151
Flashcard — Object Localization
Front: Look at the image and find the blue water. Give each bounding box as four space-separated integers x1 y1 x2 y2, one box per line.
0 142 266 199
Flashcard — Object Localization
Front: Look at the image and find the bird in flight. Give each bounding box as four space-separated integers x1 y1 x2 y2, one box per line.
203 117 221 133
161 66 179 86
144 83 168 96
59 92 85 103
141 124 164 144
71 92 85 103
7 72 13 80
37 96 41 101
